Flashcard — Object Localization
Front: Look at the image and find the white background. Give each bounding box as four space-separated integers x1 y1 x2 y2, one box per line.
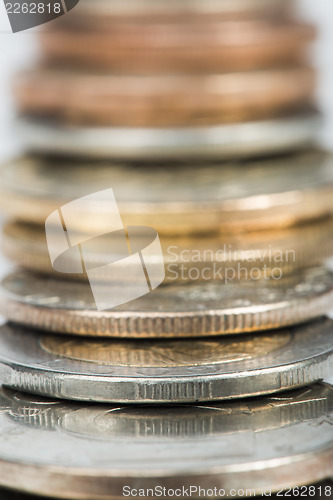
0 1 332 382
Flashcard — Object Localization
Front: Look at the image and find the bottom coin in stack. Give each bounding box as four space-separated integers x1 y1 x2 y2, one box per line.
0 383 331 498
0 319 331 403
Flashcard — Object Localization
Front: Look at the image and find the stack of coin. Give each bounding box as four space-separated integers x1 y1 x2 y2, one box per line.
14 0 320 159
0 0 332 498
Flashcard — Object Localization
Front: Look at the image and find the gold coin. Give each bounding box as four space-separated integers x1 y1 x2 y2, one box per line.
0 151 332 235
3 218 333 282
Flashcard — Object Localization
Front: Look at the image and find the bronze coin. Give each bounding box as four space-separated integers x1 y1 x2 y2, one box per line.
40 20 315 73
14 67 315 127
70 0 290 23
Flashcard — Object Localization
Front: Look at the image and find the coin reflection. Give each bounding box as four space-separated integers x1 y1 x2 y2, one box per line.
2 384 332 440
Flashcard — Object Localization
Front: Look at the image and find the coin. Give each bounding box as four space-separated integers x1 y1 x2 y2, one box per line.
3 218 333 282
0 385 332 498
0 481 331 500
0 149 331 235
1 268 333 337
4 382 333 433
14 67 315 127
0 384 331 499
74 0 290 20
16 113 321 161
0 317 332 402
40 19 315 73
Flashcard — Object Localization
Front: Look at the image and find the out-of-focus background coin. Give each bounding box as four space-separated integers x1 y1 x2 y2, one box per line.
1 268 333 337
74 0 290 21
40 19 315 73
0 150 331 235
0 319 332 402
13 67 315 127
15 113 321 161
3 218 333 282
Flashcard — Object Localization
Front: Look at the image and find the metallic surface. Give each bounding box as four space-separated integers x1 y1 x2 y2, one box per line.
0 319 332 402
75 0 289 18
14 67 315 127
40 20 314 73
1 268 333 337
4 218 333 281
0 149 331 235
0 384 331 498
15 113 321 161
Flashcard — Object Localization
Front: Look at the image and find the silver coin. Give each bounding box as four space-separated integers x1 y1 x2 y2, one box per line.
0 384 331 498
1 268 333 338
16 113 320 160
0 319 332 403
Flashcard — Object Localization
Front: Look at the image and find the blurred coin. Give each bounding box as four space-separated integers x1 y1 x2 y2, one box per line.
1 268 333 337
40 19 314 73
13 67 315 127
0 149 330 235
3 218 333 282
0 319 332 402
15 113 321 161
74 0 290 20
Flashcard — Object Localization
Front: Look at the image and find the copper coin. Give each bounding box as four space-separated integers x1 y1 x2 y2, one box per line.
14 67 315 127
72 0 290 22
40 20 315 73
